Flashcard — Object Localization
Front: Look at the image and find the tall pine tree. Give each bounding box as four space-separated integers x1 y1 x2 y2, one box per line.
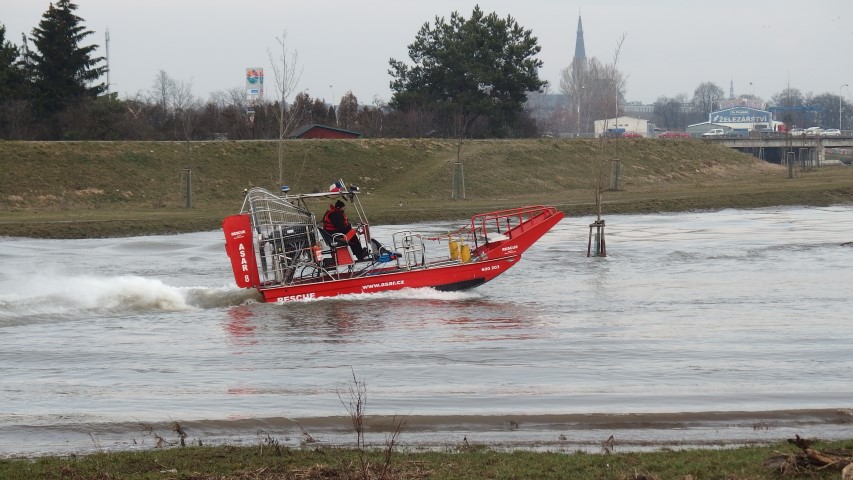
27 0 106 118
389 6 545 137
0 24 27 100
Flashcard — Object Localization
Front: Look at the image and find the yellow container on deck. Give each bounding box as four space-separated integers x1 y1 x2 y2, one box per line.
449 239 460 260
460 243 471 263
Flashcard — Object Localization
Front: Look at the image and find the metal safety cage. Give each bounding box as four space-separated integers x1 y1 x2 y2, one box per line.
240 188 319 285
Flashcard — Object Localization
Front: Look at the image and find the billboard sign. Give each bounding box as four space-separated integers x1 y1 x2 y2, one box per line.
245 68 264 104
710 107 770 124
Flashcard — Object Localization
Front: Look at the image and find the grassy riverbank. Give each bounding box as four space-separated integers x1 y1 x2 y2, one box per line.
3 140 852 478
2 139 852 238
2 438 851 479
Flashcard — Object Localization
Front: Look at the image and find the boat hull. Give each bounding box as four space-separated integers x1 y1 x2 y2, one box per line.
258 254 519 303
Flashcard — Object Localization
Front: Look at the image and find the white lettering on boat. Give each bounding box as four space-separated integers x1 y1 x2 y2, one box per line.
362 280 405 290
230 229 247 238
239 244 249 271
276 293 317 303
501 244 518 253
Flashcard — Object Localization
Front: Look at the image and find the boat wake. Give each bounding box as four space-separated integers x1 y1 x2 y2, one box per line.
0 272 257 325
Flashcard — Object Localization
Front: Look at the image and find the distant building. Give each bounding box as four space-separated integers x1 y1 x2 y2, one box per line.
290 124 362 139
594 116 650 137
622 102 655 120
687 106 775 135
719 98 765 110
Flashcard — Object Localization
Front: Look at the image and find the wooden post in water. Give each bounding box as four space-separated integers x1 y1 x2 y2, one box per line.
587 219 606 257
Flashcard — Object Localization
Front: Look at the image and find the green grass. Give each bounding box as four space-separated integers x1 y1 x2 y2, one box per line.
2 138 853 238
1 439 850 479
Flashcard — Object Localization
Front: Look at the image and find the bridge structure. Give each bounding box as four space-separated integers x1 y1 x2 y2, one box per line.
707 135 853 165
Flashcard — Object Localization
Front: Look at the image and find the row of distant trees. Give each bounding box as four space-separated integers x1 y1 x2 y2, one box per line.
547 64 852 135
2 2 848 141
646 86 851 131
1 3 546 141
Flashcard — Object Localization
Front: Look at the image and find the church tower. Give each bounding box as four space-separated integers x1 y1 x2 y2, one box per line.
574 15 587 62
572 14 587 135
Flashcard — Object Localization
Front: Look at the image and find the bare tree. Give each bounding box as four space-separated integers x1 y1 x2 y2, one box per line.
450 105 467 200
170 78 199 207
560 56 626 136
149 70 172 111
654 95 689 130
204 86 253 139
356 96 388 137
770 87 809 127
171 78 199 142
559 58 586 135
591 34 627 223
267 31 302 189
692 81 724 118
209 86 248 112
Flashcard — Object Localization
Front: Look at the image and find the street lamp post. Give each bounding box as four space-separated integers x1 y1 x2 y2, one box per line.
577 94 580 137
576 85 583 137
841 84 848 130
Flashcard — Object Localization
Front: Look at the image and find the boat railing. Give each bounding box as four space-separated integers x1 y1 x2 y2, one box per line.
392 230 426 270
470 206 558 249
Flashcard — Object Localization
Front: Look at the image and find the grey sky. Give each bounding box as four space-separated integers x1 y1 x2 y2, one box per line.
5 0 852 105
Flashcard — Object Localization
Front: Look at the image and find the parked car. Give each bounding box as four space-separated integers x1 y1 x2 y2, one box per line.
701 128 726 137
659 131 691 139
821 128 842 137
805 127 822 136
600 128 626 138
622 132 643 138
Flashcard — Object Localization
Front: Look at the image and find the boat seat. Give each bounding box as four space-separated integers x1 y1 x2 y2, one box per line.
318 228 354 266
318 228 348 248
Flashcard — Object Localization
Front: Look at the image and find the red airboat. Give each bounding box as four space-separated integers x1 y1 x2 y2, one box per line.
223 183 563 303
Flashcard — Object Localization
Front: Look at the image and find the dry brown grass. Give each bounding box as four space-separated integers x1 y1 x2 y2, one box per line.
1 139 851 238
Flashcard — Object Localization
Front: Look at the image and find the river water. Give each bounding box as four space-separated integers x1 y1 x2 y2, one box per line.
1 206 852 457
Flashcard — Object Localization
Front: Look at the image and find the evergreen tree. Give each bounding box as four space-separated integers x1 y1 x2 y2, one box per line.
0 24 27 99
311 98 327 125
389 5 545 137
26 0 106 117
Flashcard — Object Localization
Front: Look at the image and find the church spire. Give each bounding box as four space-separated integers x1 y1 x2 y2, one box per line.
574 14 586 61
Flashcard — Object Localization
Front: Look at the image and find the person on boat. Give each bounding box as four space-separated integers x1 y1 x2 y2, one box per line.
323 200 368 261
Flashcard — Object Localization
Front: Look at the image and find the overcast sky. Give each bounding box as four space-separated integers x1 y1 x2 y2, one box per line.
4 0 852 105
